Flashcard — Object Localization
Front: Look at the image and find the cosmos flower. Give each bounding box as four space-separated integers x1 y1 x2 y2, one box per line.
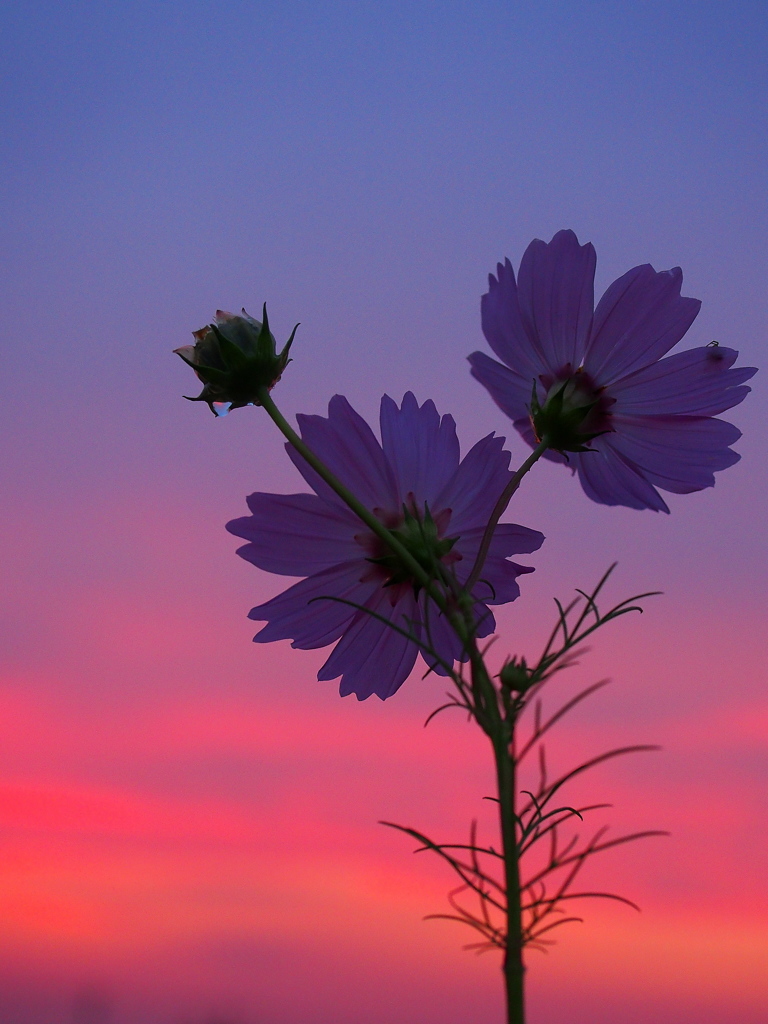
468 230 757 512
226 392 544 700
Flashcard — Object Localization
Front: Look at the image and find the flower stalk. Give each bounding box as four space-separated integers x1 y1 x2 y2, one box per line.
383 572 661 1024
472 651 526 1024
466 438 550 592
497 737 525 1024
257 383 543 1023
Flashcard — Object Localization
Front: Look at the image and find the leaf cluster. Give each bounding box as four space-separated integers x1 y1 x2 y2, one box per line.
384 567 667 955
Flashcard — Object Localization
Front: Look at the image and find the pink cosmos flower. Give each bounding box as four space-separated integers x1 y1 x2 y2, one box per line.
469 230 757 512
226 392 544 700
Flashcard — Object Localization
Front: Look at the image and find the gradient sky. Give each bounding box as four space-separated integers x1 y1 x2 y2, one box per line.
1 2 767 1022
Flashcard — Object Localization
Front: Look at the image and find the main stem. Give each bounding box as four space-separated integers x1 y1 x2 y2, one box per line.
496 724 524 1024
465 638 524 1024
260 387 530 1020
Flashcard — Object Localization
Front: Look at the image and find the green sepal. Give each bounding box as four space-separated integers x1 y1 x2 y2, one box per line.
281 322 300 363
183 391 220 415
175 349 201 370
367 501 457 595
255 304 275 362
529 379 606 454
190 363 231 386
211 324 251 371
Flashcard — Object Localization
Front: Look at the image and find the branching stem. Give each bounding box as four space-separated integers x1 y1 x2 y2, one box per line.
253 391 654 1024
466 439 550 591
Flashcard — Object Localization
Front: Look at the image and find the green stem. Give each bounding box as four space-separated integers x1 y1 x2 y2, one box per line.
465 439 549 593
258 386 527 1021
496 726 524 1024
255 386 441 605
465 636 524 1024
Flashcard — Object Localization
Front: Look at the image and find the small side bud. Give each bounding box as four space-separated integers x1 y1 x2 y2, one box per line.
174 304 298 415
499 656 533 695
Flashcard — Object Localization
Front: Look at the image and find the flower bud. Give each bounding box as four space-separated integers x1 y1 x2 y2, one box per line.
498 656 532 694
174 304 298 415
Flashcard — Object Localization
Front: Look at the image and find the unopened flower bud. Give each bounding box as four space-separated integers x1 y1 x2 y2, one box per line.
174 304 298 415
499 657 532 694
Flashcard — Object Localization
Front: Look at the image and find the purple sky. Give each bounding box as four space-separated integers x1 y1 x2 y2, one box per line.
1 3 766 1022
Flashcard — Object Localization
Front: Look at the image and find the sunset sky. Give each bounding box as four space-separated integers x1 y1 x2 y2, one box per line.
1 2 766 1022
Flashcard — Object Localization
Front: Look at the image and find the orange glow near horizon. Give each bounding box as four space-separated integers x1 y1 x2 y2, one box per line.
0 663 765 1021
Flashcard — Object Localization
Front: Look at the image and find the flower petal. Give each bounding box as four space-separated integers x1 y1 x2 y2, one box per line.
468 350 533 424
288 395 397 511
454 524 544 572
585 265 700 383
380 392 460 509
249 563 372 648
476 558 535 605
608 414 742 494
318 589 419 700
227 493 360 576
517 229 596 372
434 433 511 534
486 522 547 557
572 442 671 512
418 598 465 676
611 346 757 416
454 525 542 603
481 258 546 378
420 595 497 677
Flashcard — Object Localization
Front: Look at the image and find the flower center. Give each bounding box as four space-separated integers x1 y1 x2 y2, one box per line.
355 497 461 601
531 365 615 451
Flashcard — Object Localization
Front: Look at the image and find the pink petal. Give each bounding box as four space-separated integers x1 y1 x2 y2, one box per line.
481 258 547 379
434 433 511 533
418 598 465 676
517 229 596 372
227 493 359 576
380 392 460 509
608 415 742 494
573 442 671 512
585 264 700 384
486 522 546 557
611 345 756 416
476 558 534 605
468 350 533 424
318 589 419 700
249 563 373 648
289 395 397 511
454 525 541 604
